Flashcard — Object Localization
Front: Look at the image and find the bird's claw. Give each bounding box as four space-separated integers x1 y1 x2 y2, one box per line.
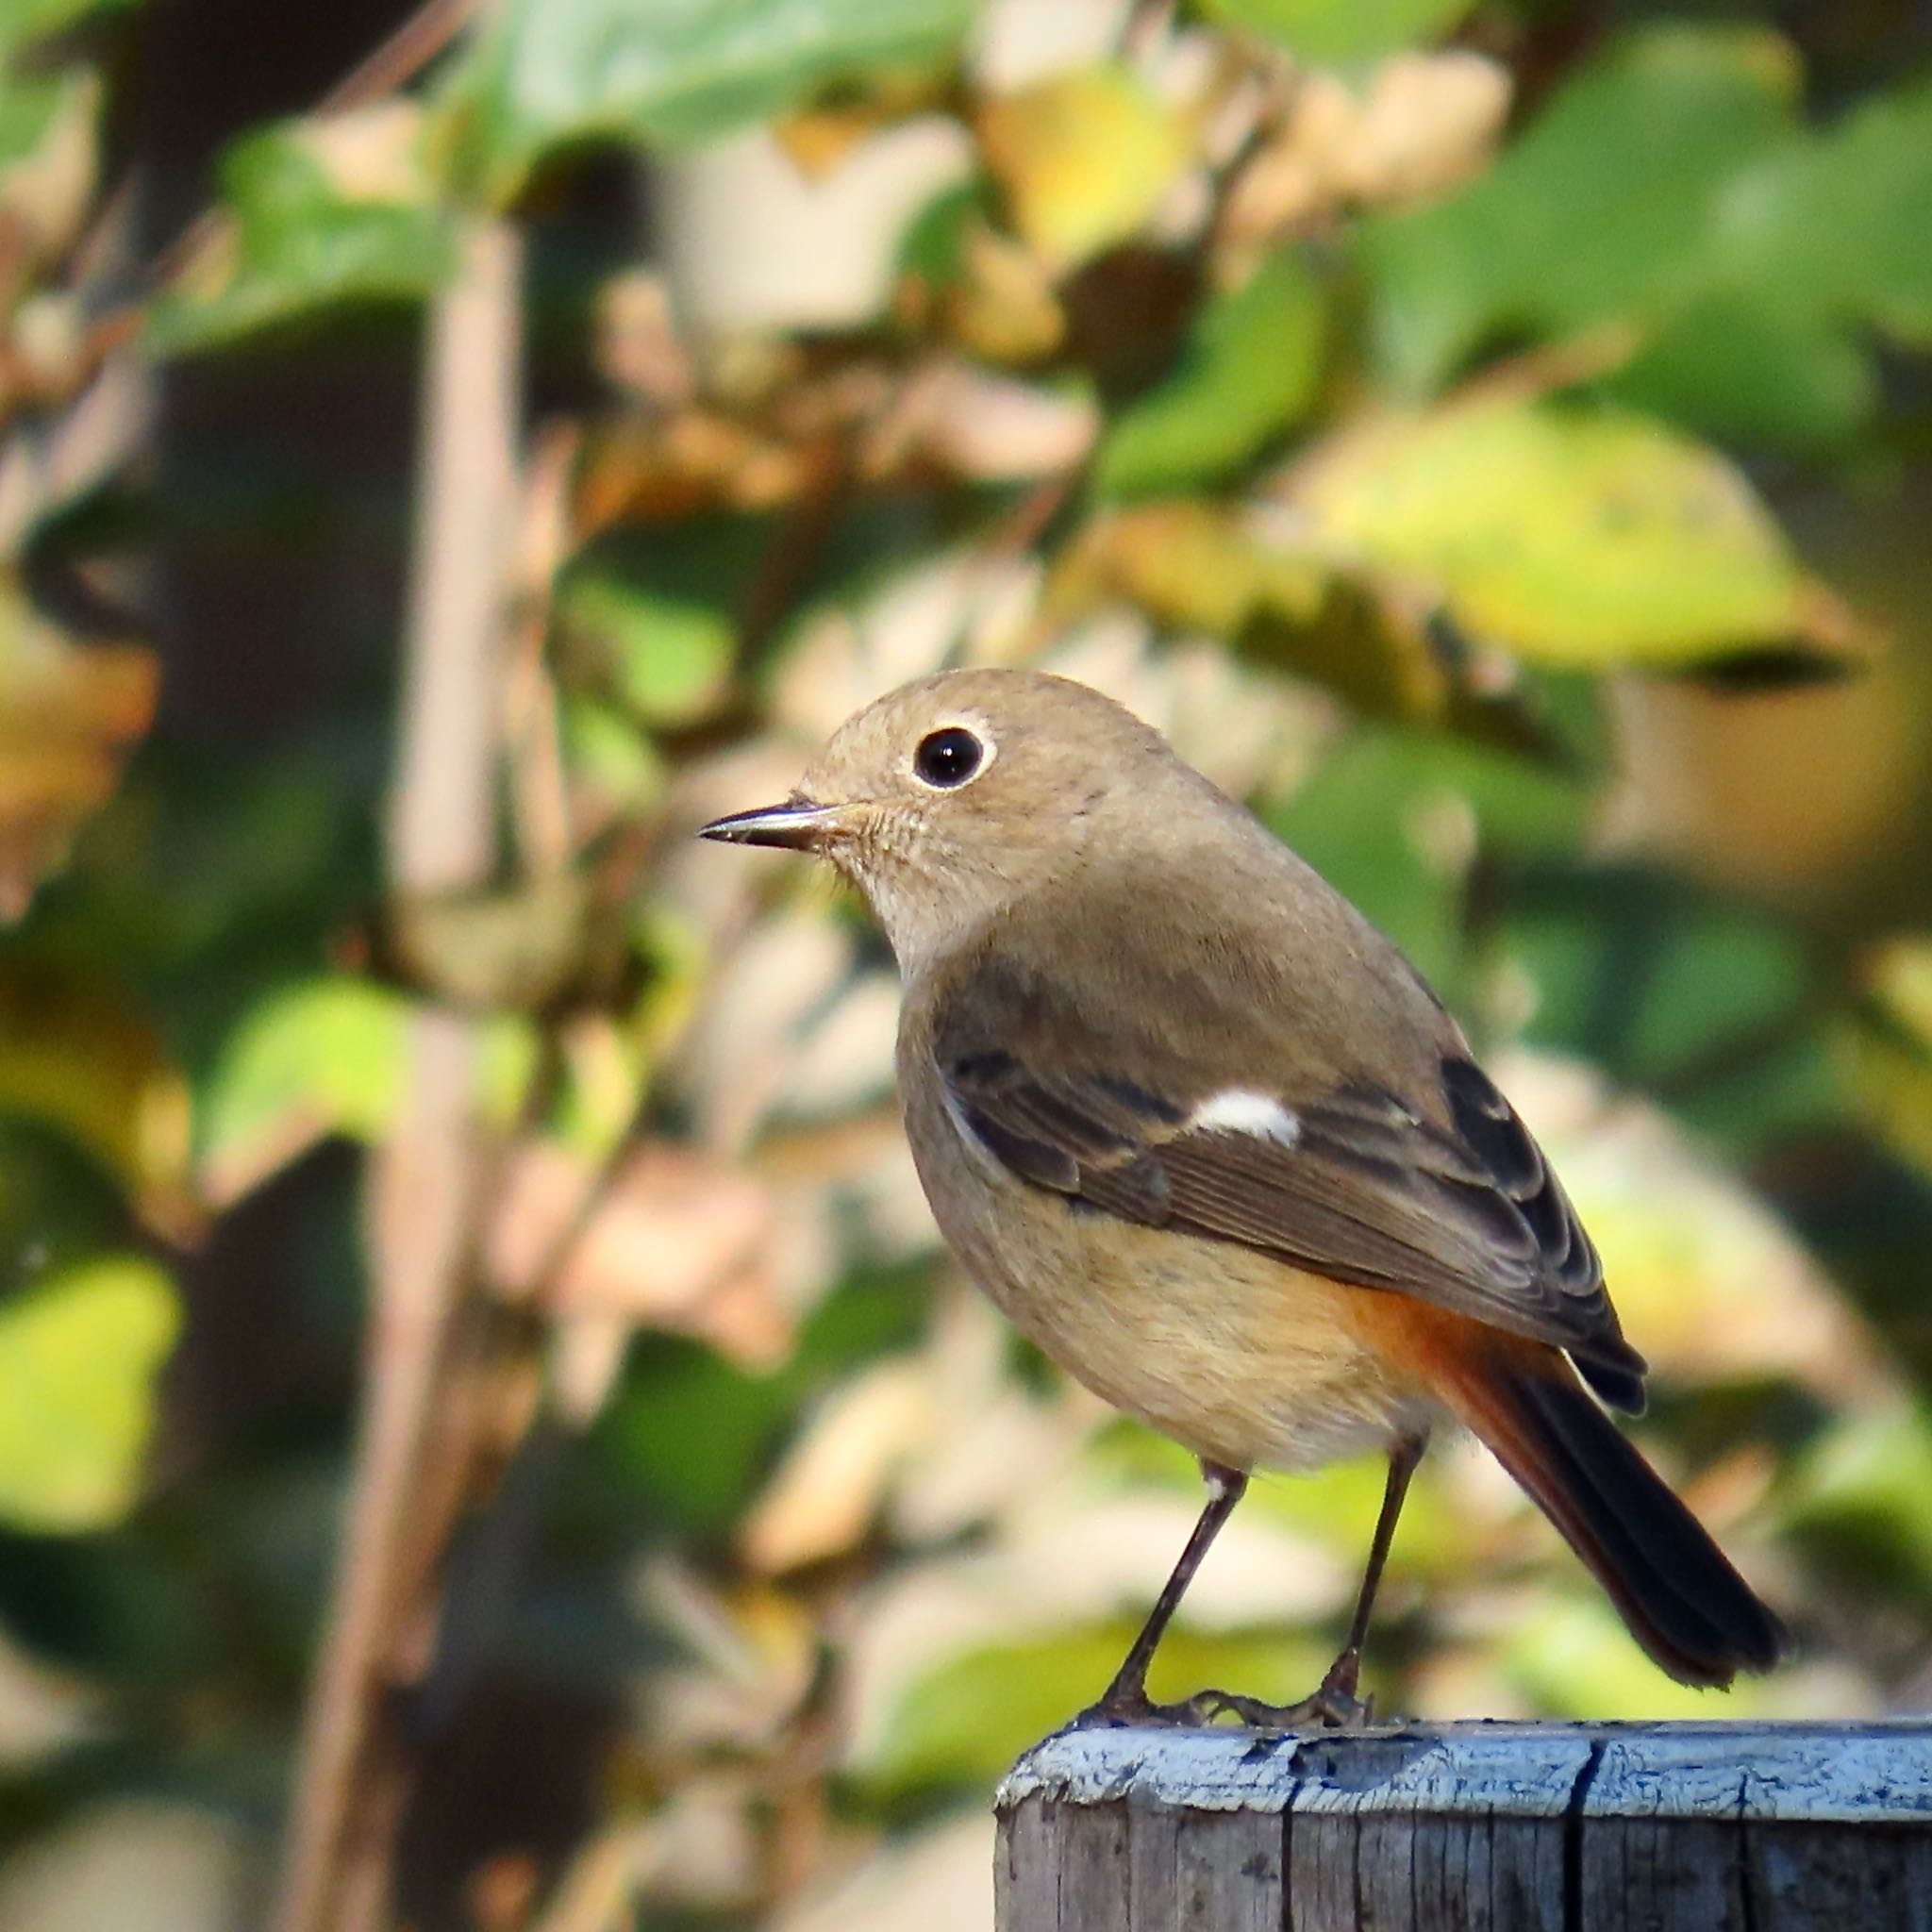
1187 1682 1370 1731
1071 1649 1374 1735
1067 1688 1224 1731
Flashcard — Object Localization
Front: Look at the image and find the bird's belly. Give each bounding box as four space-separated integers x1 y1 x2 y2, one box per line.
911 1122 1428 1472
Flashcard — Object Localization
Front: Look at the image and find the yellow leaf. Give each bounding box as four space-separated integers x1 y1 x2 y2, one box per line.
978 68 1187 270
0 1257 179 1533
1293 395 1862 668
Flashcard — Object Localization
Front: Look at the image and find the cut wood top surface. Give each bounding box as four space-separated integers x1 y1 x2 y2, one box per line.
999 1720 1932 1824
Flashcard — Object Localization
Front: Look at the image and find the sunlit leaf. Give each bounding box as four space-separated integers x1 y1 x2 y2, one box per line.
1503 1594 1777 1721
0 1255 178 1534
977 66 1187 272
1094 249 1325 499
1199 0 1473 65
1867 938 1932 1046
0 579 157 922
199 975 546 1202
488 1139 786 1365
147 107 454 354
197 978 410 1206
1049 500 1556 752
1292 395 1858 669
864 1623 1326 1795
447 0 978 198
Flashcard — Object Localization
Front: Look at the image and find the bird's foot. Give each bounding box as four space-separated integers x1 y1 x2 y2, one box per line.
1186 1647 1372 1733
1069 1649 1372 1735
1067 1686 1229 1731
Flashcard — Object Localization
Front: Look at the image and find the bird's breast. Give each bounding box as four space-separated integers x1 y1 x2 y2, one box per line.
899 1053 1433 1473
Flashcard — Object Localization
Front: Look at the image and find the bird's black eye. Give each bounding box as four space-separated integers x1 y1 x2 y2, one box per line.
913 725 984 789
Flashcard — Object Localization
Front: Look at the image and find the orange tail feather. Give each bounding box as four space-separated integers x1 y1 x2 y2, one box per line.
1441 1349 1788 1687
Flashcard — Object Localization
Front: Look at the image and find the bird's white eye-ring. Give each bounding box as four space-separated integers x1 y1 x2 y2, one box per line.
912 724 991 790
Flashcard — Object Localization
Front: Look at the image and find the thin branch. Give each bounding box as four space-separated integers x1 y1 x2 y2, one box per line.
271 214 525 1932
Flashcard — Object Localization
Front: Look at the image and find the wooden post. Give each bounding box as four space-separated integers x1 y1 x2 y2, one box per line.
995 1721 1932 1930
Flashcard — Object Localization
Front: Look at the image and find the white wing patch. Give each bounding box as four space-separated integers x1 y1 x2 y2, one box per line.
939 1079 1014 1185
1187 1089 1301 1148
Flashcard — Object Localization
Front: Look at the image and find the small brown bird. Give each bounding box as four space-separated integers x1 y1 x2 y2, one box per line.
702 669 1787 1727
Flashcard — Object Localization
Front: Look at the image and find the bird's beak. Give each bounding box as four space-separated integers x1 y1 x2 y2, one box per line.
697 795 843 852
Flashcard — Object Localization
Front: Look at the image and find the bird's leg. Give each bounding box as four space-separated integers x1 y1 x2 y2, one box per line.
1193 1433 1428 1732
1073 1460 1248 1729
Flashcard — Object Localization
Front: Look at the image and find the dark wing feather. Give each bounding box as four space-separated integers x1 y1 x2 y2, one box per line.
939 1024 1645 1414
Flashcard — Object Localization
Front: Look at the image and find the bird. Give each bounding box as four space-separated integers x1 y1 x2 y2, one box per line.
700 667 1788 1728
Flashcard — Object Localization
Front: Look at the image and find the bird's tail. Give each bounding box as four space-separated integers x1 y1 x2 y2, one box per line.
1442 1350 1788 1688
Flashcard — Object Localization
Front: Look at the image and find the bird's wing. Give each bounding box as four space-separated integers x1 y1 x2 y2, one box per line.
928 962 1645 1412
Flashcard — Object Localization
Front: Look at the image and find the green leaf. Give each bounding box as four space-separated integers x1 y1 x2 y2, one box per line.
558 572 735 727
1784 1405 1932 1602
0 0 138 62
197 978 410 1204
1263 724 1585 996
1506 1594 1778 1721
1094 250 1325 500
1741 77 1932 345
1362 25 1800 392
865 1623 1327 1795
0 1256 179 1534
198 976 539 1200
146 114 454 354
1505 875 1812 1090
1198 0 1471 65
1604 292 1876 453
447 0 979 200
1294 396 1846 669
0 72 67 175
1361 28 1932 450
561 696 666 816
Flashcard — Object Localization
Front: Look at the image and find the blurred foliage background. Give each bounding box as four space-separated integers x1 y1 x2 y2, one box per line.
3 0 1932 1926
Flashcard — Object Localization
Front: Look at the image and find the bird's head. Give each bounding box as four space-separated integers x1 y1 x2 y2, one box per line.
700 668 1211 969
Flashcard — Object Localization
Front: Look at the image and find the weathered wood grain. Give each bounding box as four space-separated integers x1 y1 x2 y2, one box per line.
994 1722 1932 1931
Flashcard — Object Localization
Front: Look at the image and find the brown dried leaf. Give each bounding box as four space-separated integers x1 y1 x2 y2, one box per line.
933 222 1065 364
867 360 1096 482
488 1140 788 1367
594 272 697 408
740 1361 936 1574
575 412 812 530
0 579 156 921
1223 52 1508 254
